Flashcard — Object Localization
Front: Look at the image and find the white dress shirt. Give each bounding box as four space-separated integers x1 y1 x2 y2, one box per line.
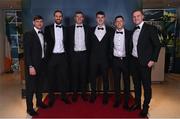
113 28 126 57
53 23 64 53
34 27 44 58
95 25 106 41
132 21 144 57
74 24 86 51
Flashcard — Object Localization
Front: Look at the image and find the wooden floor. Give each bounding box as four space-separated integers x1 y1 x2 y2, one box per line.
0 72 180 118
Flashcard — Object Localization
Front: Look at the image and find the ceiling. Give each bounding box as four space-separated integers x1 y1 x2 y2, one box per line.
0 0 179 9
143 0 180 8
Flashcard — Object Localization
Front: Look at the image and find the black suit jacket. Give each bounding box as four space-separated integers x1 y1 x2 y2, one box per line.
89 25 113 63
68 24 90 55
111 28 132 59
44 24 68 60
130 23 161 66
23 29 45 71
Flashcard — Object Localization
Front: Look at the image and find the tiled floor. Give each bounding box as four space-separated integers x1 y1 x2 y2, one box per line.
0 72 28 118
0 72 180 118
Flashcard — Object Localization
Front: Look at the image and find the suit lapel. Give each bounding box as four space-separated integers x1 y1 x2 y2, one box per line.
50 24 55 41
112 30 116 48
72 25 75 47
137 23 146 45
101 26 109 41
32 29 41 46
84 25 90 49
124 29 128 52
84 25 88 44
32 30 43 55
62 25 67 51
62 25 65 43
93 27 98 40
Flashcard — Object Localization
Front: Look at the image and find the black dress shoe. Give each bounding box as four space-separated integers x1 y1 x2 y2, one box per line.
123 104 130 110
140 106 149 118
48 99 55 107
140 110 148 118
27 109 38 116
61 97 71 104
130 103 141 111
81 94 88 101
102 96 109 105
72 93 78 102
37 102 48 109
48 95 56 107
113 101 120 108
89 94 96 103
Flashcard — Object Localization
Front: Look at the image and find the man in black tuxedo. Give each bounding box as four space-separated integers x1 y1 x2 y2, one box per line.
89 11 113 104
23 15 48 116
129 9 161 117
111 16 131 109
68 11 89 102
44 10 71 107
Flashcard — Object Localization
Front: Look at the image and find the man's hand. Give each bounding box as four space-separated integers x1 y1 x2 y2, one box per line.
147 61 155 68
29 67 36 76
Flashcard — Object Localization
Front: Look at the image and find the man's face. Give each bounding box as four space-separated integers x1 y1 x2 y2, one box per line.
54 12 63 24
33 19 43 29
74 13 84 24
114 17 124 30
96 14 105 26
132 11 144 25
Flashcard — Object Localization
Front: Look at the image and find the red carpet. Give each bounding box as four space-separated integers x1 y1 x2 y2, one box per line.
34 94 142 118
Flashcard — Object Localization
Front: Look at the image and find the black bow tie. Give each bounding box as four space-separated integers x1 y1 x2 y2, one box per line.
98 27 104 30
56 25 62 28
76 25 83 28
38 31 43 34
116 31 123 34
134 26 140 30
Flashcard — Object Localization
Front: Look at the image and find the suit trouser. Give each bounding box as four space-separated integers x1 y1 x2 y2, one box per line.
48 53 69 100
130 56 152 109
71 51 88 94
89 58 109 95
25 59 45 111
112 57 130 104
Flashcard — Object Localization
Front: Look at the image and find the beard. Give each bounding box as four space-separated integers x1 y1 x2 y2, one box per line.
55 19 62 24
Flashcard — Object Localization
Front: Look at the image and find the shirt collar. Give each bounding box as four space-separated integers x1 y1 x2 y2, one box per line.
34 27 41 34
116 28 124 33
75 23 83 27
137 21 144 29
96 24 105 29
54 23 62 27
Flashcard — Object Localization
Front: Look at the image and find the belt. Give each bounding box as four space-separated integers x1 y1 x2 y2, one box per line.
74 50 87 53
52 52 65 55
113 56 126 60
131 55 138 59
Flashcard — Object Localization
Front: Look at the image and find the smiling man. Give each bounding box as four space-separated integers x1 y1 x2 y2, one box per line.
23 15 48 116
44 10 71 107
68 11 90 102
129 9 161 117
89 11 113 104
111 15 131 110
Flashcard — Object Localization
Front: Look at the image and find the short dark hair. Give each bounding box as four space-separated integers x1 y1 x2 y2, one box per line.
33 15 43 21
114 15 124 21
132 9 144 15
54 9 63 16
74 11 84 17
96 11 105 17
